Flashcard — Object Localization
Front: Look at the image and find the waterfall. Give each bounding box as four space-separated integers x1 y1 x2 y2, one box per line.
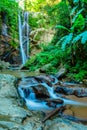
24 12 29 57
18 12 30 65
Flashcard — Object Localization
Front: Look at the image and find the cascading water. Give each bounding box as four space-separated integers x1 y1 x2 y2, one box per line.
18 12 30 65
18 76 87 112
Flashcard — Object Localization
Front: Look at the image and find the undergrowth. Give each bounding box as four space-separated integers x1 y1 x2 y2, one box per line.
25 0 87 81
25 43 87 81
25 44 67 74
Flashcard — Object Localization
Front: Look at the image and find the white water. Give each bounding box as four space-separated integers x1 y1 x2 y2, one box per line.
22 12 30 58
25 99 55 111
18 12 30 65
18 13 27 65
25 12 29 57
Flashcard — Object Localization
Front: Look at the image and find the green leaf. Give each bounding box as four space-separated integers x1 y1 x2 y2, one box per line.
70 6 78 16
62 33 73 49
73 0 79 3
81 31 87 44
55 25 70 32
72 9 84 23
72 31 87 44
57 33 73 50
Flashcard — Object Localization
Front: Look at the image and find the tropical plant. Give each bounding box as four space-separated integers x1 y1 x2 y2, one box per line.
55 0 87 64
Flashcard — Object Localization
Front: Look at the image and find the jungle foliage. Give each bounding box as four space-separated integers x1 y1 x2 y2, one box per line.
0 0 19 47
25 0 87 81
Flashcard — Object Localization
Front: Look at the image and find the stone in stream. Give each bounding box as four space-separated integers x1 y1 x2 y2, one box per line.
55 67 67 79
54 86 87 97
0 74 87 130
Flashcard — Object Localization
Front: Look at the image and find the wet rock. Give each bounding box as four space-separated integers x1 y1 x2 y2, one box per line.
35 75 57 85
0 74 46 130
32 84 50 99
0 60 10 70
55 86 87 97
18 76 52 99
55 67 67 79
0 74 18 98
55 86 74 95
44 118 87 130
39 64 51 73
0 98 31 123
0 37 21 64
0 74 29 129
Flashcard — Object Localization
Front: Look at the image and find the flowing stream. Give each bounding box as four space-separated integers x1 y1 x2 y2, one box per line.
0 69 87 119
17 75 87 119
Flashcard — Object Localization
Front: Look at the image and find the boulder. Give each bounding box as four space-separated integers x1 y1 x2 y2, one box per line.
0 60 10 70
0 74 42 130
55 67 67 79
39 64 51 73
44 118 87 130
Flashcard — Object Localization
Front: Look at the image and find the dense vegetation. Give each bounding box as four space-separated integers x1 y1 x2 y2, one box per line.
0 0 19 47
0 0 87 81
25 0 87 81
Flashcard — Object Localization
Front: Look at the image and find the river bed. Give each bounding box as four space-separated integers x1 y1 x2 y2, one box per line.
0 69 87 122
64 95 87 119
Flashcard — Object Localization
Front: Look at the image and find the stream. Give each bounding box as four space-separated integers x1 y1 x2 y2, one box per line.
0 69 87 122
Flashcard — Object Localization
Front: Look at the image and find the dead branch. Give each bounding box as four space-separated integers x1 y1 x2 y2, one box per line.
42 106 65 123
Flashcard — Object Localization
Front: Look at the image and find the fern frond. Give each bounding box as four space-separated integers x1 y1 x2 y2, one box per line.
72 8 84 23
55 25 70 32
72 31 87 44
62 33 73 49
73 0 79 3
70 6 78 16
56 36 66 45
56 33 73 50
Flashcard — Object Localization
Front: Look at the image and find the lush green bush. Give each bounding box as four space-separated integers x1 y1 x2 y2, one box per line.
25 44 69 74
0 0 19 48
44 1 70 26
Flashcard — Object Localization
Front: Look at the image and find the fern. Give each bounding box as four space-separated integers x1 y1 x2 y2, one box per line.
70 6 78 16
55 25 70 32
72 31 87 44
73 0 79 3
71 14 85 32
72 8 84 23
57 33 73 50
